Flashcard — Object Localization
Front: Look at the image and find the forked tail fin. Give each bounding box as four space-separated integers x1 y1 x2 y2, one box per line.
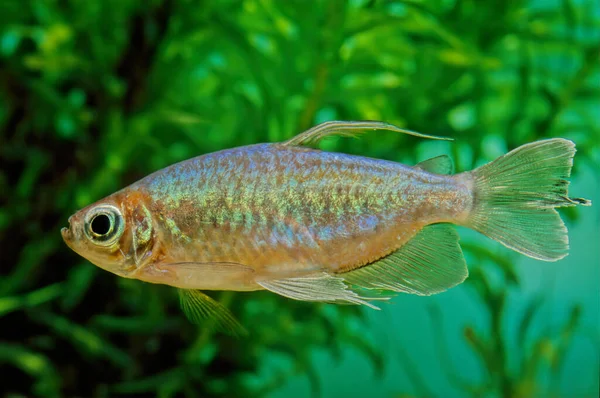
463 138 591 261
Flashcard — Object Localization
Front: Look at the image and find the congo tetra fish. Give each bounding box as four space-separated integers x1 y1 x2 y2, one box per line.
62 121 591 335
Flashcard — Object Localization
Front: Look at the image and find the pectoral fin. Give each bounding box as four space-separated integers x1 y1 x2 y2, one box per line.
257 272 386 310
178 289 247 337
283 120 452 147
156 261 255 290
165 261 254 274
342 223 468 295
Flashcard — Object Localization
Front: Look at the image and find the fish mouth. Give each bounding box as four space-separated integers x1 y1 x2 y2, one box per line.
61 217 74 248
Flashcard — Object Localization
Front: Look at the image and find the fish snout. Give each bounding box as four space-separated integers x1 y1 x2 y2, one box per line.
61 216 76 245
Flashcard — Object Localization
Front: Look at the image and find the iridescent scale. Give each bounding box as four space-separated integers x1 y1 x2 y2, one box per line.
134 144 472 275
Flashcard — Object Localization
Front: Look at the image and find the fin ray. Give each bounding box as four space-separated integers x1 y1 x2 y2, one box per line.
342 224 468 296
178 289 247 337
283 121 452 147
257 272 386 309
415 155 454 174
464 138 591 261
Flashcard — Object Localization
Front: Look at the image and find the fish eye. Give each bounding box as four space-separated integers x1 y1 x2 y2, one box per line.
91 213 111 235
84 205 124 246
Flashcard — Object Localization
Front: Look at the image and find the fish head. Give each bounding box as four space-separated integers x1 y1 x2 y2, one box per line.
62 190 158 278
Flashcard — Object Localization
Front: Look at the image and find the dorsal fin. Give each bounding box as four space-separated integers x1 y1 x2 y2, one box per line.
283 121 453 147
341 223 468 296
415 155 454 174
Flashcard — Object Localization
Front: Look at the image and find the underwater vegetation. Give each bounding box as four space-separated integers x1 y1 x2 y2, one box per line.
1 0 598 397
394 250 592 398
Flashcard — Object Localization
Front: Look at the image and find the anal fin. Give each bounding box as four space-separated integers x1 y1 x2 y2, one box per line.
178 289 247 337
342 223 468 296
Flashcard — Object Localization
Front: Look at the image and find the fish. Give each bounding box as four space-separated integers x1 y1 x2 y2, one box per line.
61 120 591 335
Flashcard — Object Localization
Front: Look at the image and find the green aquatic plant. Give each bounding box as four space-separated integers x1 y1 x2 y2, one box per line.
394 245 597 398
1 0 598 397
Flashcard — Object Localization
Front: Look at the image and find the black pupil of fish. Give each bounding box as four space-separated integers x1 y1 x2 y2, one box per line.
91 214 112 236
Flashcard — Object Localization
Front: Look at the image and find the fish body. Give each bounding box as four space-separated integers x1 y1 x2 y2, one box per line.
124 144 470 289
62 121 590 333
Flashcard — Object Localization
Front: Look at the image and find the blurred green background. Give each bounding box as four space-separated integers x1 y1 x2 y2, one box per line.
1 0 598 397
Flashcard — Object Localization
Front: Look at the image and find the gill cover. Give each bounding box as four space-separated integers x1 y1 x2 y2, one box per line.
123 196 155 267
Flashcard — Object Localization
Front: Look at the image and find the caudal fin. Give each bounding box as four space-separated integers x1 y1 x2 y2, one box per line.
464 138 591 261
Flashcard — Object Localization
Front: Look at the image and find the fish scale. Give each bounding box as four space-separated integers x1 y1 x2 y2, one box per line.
141 143 467 276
